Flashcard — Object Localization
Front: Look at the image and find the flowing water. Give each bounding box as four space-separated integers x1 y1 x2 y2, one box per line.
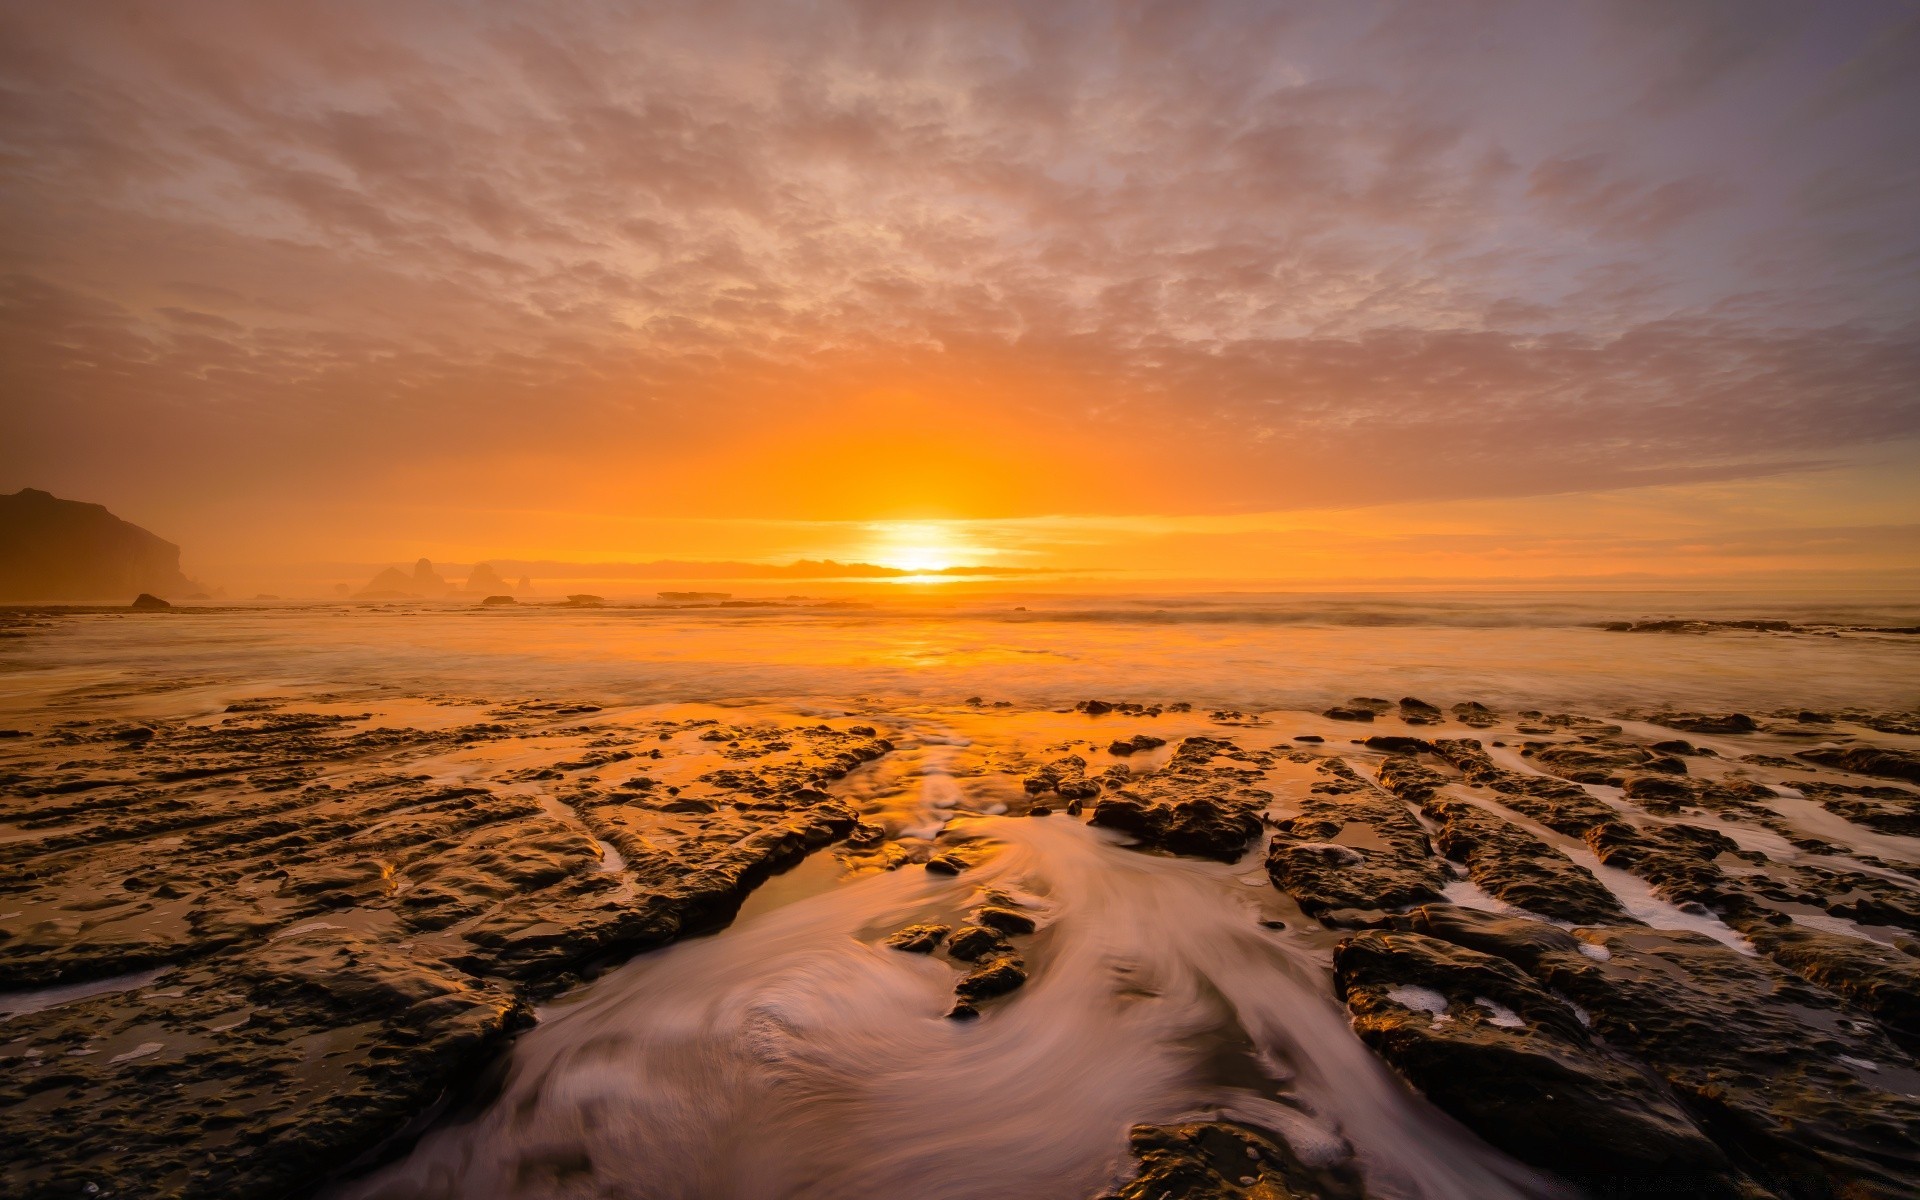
338 780 1558 1200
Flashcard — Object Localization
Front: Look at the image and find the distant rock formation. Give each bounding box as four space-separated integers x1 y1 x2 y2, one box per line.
479 594 516 606
463 562 508 594
130 593 172 610
354 558 458 600
412 558 449 596
354 567 417 600
0 488 201 603
659 591 731 602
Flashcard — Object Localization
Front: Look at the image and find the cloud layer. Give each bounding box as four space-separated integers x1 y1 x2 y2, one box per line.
1 0 1916 561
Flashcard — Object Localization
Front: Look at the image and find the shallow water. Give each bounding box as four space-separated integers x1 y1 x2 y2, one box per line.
4 590 1918 720
338 813 1557 1200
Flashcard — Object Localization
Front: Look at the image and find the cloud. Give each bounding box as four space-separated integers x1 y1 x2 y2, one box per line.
0 0 1916 561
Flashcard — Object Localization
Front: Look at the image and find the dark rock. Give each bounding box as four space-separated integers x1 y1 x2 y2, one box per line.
1450 701 1499 728
1374 757 1628 925
479 595 517 606
974 906 1037 935
1267 758 1446 919
1651 712 1758 735
1086 737 1267 859
1336 929 1753 1196
1363 735 1429 754
944 925 1010 962
953 954 1027 1003
1104 1121 1365 1200
1403 906 1920 1198
0 488 201 602
1322 706 1375 722
1107 733 1168 756
925 853 970 875
1796 746 1920 784
1292 734 1324 743
1739 923 1920 1050
884 924 951 953
130 592 172 609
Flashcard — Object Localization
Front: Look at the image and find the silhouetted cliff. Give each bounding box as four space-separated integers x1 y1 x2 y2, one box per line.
0 488 200 602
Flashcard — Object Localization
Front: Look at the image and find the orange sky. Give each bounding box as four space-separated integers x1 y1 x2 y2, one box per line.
2 2 1916 591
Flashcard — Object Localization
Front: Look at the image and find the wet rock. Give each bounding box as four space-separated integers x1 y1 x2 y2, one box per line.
1024 754 1101 799
1651 712 1758 735
1739 924 1920 1051
953 954 1027 1003
1796 781 1920 837
478 594 517 606
1090 737 1266 861
1531 741 1686 784
945 924 1012 962
1321 706 1375 722
1335 928 1754 1196
1107 734 1167 756
0 706 892 1194
1450 701 1499 728
129 592 171 609
1104 1120 1365 1200
1403 905 1920 1199
1362 735 1429 755
1267 759 1446 920
1796 746 1920 785
884 924 951 953
1375 757 1627 925
1398 696 1443 723
974 906 1037 935
925 853 970 875
1292 734 1324 743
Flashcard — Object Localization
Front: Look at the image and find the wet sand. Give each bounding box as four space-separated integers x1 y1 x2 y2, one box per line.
2 597 1918 1199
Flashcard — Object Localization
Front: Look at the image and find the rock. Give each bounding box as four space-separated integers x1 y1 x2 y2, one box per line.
1335 928 1753 1196
925 853 970 875
1087 737 1266 861
1024 754 1100 798
945 925 1010 962
1321 706 1375 722
563 593 605 607
1266 758 1446 920
1104 1120 1365 1200
130 592 172 609
1796 746 1920 784
1531 741 1686 784
1402 906 1920 1198
1796 781 1920 837
0 706 888 1196
1362 735 1429 754
1651 712 1758 735
479 595 517 606
1374 757 1628 924
953 954 1027 1003
1399 697 1443 722
1450 701 1499 728
1108 734 1168 756
884 924 951 953
0 488 201 602
1292 734 1324 743
974 906 1037 935
1739 924 1920 1050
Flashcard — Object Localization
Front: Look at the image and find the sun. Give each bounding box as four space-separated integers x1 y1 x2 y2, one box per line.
866 521 972 574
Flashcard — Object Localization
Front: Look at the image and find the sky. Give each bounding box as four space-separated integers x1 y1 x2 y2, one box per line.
1 0 1917 590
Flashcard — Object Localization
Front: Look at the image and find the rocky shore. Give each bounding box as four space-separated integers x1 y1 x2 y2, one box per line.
5 675 1920 1199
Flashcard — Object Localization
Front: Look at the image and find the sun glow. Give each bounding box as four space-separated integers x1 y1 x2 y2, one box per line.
866 521 975 574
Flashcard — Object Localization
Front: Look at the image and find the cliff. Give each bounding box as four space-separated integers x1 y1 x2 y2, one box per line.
0 488 200 603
